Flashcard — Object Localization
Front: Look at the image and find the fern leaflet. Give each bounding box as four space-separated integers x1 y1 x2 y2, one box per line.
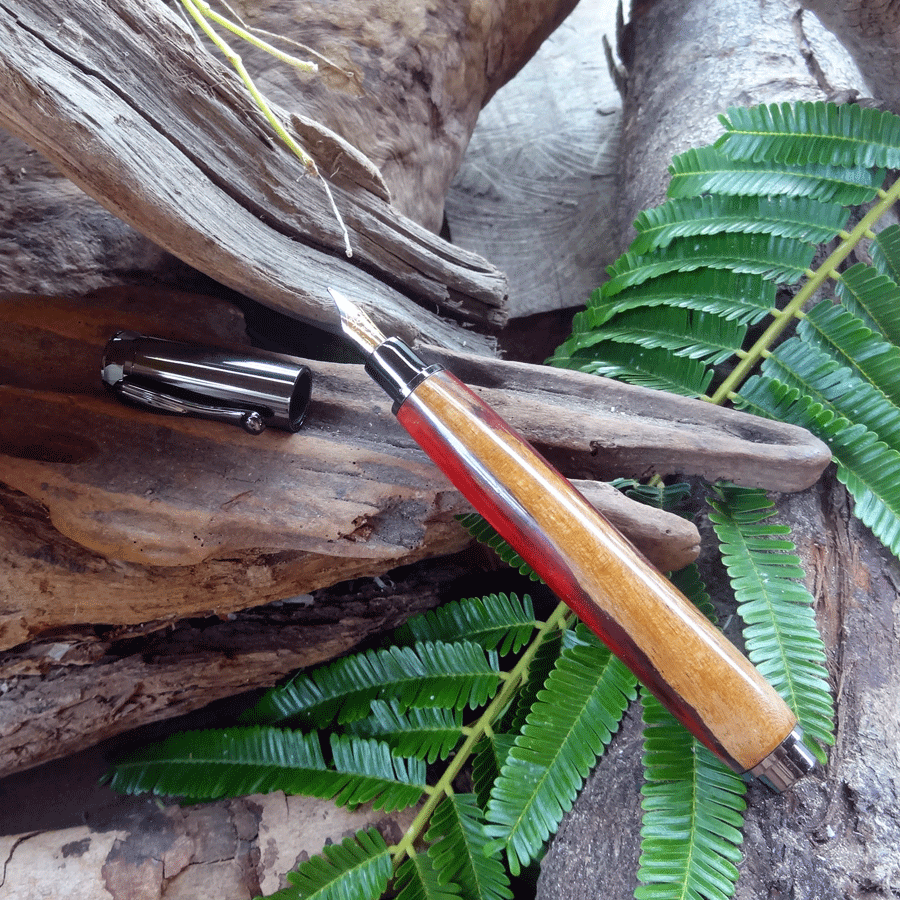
240 640 501 727
394 853 462 900
265 828 392 900
394 592 537 655
345 701 463 764
484 626 637 874
426 793 513 900
637 694 747 900
106 727 426 810
707 485 834 756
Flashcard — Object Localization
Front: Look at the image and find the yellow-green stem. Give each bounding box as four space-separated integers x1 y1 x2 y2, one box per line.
389 602 572 865
708 176 900 405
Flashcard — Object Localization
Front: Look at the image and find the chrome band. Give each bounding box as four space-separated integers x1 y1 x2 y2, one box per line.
750 726 818 792
365 337 443 411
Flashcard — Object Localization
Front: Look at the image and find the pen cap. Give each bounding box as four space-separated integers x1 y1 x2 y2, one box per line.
101 331 312 432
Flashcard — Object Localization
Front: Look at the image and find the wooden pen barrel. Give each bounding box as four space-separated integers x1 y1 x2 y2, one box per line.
396 369 797 773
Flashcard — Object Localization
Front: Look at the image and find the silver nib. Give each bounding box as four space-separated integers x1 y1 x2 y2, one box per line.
329 288 386 357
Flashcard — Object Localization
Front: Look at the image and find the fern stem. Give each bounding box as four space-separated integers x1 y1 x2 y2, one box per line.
707 176 900 405
389 602 572 866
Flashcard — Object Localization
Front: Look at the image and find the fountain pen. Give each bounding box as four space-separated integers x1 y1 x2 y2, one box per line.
329 288 817 791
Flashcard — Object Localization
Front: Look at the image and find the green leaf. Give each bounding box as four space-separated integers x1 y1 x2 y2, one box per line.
394 853 462 900
799 299 900 407
561 306 747 365
738 373 900 562
426 794 513 900
395 592 538 656
484 629 637 875
240 641 502 728
707 485 834 755
871 224 900 283
455 513 542 582
717 101 900 169
631 194 848 255
604 233 815 293
836 263 900 346
585 269 775 325
265 828 392 900
472 734 517 812
551 340 713 398
328 733 427 811
105 727 427 810
346 701 463 764
636 694 747 900
760 336 900 454
666 145 884 205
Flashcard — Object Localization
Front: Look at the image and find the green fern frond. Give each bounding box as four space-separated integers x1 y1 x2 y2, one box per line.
604 233 815 294
631 194 848 255
666 144 884 205
394 853 462 900
395 592 537 655
871 223 900 282
472 734 517 811
585 270 775 325
328 734 427 811
106 727 426 810
265 828 393 900
759 337 900 453
836 263 900 346
240 641 501 728
717 101 900 168
426 793 513 900
636 694 747 900
455 513 542 581
612 479 693 514
558 306 747 364
496 627 566 736
484 627 637 875
346 701 463 764
798 300 900 406
550 340 713 398
707 485 834 755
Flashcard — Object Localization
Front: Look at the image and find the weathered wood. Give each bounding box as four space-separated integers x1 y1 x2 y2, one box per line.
0 0 514 350
0 285 688 651
0 286 834 651
0 789 418 900
0 552 476 777
228 0 581 234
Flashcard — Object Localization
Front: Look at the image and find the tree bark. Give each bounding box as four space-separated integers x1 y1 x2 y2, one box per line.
537 2 900 899
800 0 900 112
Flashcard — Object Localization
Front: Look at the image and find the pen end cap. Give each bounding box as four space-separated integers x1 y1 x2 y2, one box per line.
751 726 819 792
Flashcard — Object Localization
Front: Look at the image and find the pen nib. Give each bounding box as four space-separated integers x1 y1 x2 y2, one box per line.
329 287 386 357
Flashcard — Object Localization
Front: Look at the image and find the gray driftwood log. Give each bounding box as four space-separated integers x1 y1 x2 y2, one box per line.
0 0 523 349
536 2 900 899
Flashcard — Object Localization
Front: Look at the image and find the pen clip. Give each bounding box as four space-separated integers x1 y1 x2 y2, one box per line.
112 380 267 434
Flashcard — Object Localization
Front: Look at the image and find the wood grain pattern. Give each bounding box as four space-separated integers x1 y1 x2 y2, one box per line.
397 371 798 771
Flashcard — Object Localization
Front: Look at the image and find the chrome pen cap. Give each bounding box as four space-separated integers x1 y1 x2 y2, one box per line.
101 331 312 434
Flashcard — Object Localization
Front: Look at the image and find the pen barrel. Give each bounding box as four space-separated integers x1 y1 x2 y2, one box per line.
396 368 797 775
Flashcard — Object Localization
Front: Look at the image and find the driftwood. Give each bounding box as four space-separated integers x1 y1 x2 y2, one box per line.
0 552 479 778
537 2 900 899
0 287 829 648
0 0 525 350
0 279 832 775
